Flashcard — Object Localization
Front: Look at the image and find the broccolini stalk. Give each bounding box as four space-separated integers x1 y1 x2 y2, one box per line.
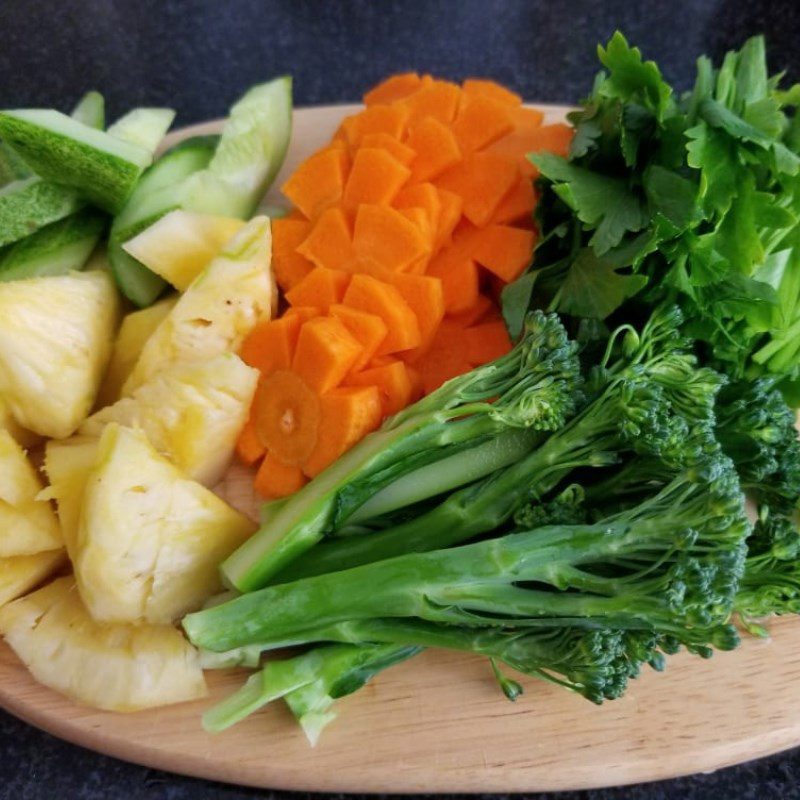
222 311 582 591
184 456 749 656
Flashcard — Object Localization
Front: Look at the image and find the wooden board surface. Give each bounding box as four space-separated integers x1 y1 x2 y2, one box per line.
1 104 799 794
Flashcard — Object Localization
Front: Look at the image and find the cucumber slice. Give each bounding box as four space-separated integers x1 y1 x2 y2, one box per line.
106 108 175 153
108 135 219 306
0 209 105 282
0 145 31 187
70 91 105 130
0 178 84 248
0 109 154 213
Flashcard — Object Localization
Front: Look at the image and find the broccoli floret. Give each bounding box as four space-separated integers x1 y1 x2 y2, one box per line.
513 484 588 529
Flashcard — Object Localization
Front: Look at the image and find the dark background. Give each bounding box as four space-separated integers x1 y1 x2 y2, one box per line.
1 0 799 797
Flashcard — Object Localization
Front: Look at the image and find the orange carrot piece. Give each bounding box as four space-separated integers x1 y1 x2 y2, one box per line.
281 147 348 219
452 94 515 154
398 206 434 252
525 123 574 162
296 207 356 272
283 305 322 324
360 132 416 165
394 183 441 241
433 188 463 254
406 117 462 183
285 267 351 310
292 316 364 394
240 315 302 375
343 273 421 355
302 386 382 477
252 370 321 466
415 320 473 394
352 204 430 272
462 79 523 107
397 79 462 126
347 359 413 417
342 147 411 212
465 319 513 365
364 72 424 105
446 292 494 327
472 224 536 283
427 249 481 314
491 175 536 225
272 217 315 290
254 451 307 498
405 364 424 401
235 419 265 466
340 105 410 147
437 152 518 226
379 270 445 357
488 115 567 178
329 304 388 372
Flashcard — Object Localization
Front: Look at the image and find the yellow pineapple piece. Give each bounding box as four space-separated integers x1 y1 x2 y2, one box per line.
0 576 208 711
82 353 257 486
122 216 274 394
123 210 246 291
0 399 40 449
74 424 254 624
0 431 61 557
0 550 65 608
0 271 119 438
96 295 178 407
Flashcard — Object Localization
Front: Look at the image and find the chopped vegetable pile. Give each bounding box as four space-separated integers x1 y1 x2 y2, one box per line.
0 33 799 751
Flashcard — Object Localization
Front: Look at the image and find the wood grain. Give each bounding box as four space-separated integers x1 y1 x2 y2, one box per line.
0 105 795 794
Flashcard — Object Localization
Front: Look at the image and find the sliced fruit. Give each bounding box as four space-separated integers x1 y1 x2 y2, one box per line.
0 270 118 438
0 576 208 711
0 399 39 448
74 425 254 624
0 550 65 608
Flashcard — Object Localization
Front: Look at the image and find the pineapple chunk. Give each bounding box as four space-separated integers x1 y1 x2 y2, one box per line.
75 424 254 624
0 398 40 448
82 353 258 487
0 550 65 607
123 210 245 291
0 431 61 557
122 216 274 394
0 271 119 438
96 294 178 407
0 576 208 711
41 436 99 557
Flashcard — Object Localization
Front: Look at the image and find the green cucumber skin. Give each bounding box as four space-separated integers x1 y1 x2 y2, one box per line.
108 135 219 306
0 110 152 213
0 143 31 187
0 209 106 282
0 178 85 248
70 91 105 130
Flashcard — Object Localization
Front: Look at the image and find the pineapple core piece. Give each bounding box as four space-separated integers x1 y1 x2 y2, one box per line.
81 353 258 487
74 424 255 624
0 576 208 711
0 431 61 557
0 271 119 438
122 215 274 394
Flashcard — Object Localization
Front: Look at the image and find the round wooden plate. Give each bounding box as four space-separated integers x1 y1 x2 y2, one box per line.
1 105 798 794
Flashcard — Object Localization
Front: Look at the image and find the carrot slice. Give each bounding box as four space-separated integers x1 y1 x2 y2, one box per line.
235 419 265 466
281 147 348 218
296 207 356 272
343 273 421 355
272 217 315 290
329 304 388 372
491 175 536 225
397 207 434 258
283 305 322 324
364 72 424 105
433 188 463 254
415 320 473 394
446 292 494 327
405 364 424 401
352 204 430 272
340 105 410 147
462 79 523 107
437 152 518 226
471 224 536 283
342 148 411 212
347 359 413 417
398 79 462 126
394 183 441 241
360 132 416 166
303 386 382 477
452 94 515 154
465 319 513 365
254 452 307 498
252 370 321 466
406 117 462 183
285 267 351 310
240 315 302 375
380 271 445 357
427 249 480 314
488 116 568 178
292 316 364 394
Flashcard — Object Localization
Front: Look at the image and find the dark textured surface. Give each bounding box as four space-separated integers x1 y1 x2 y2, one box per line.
1 0 800 797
